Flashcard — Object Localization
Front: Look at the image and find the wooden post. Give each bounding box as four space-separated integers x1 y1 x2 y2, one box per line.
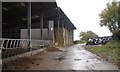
27 2 32 52
70 29 73 45
64 23 66 46
68 25 69 46
72 30 74 43
57 20 60 46
48 21 54 47
65 24 67 46
61 21 64 46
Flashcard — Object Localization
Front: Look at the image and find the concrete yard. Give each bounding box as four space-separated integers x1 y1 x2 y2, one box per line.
12 44 118 70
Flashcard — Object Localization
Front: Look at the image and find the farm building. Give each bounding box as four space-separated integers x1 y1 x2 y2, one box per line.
0 1 76 59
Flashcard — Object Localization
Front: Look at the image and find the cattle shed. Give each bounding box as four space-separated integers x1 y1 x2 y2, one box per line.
1 1 76 47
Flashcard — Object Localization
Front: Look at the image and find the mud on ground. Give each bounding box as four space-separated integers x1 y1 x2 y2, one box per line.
3 47 62 70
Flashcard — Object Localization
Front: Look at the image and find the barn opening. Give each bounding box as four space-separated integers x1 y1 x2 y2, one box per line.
0 2 76 59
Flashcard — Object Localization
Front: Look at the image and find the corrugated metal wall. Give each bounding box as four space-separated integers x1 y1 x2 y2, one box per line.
21 28 51 40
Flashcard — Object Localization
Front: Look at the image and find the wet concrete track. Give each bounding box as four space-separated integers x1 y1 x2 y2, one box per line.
27 44 118 70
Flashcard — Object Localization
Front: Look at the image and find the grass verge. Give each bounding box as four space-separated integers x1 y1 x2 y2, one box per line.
85 40 119 66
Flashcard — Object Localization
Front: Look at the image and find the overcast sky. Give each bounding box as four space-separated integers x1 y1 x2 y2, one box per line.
56 0 119 40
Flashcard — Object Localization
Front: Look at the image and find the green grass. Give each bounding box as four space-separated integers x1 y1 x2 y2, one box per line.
74 40 86 44
87 40 119 65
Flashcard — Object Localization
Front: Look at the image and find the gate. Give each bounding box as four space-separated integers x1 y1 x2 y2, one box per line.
0 38 51 59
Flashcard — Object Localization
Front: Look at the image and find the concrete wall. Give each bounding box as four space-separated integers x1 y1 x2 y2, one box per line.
21 26 74 47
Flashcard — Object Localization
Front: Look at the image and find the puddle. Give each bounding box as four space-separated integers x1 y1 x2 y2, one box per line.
63 51 68 52
36 63 39 65
86 60 89 62
68 69 76 71
85 66 90 69
74 59 82 61
25 66 30 69
31 62 35 64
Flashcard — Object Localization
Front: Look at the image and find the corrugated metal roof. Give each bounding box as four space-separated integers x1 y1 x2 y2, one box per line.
2 2 76 30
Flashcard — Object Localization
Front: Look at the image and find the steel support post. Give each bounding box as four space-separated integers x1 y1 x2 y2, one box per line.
65 23 67 46
48 21 54 47
72 30 74 42
40 14 43 40
48 21 50 45
27 2 32 52
68 25 70 46
52 21 54 47
57 20 60 46
61 21 64 46
0 1 2 38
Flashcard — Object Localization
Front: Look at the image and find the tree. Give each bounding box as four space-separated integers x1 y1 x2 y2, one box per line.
99 0 119 39
79 31 98 41
118 1 120 40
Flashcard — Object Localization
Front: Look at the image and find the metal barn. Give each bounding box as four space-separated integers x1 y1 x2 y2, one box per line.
0 1 76 59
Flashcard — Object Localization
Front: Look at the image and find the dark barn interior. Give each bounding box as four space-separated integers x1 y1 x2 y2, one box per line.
2 2 76 46
2 2 58 39
0 1 77 59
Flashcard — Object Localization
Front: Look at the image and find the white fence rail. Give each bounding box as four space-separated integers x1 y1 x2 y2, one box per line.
0 38 51 59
